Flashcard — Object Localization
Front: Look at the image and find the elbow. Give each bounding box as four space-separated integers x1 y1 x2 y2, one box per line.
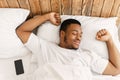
16 28 25 40
16 29 21 36
115 69 120 76
16 27 26 36
112 68 120 76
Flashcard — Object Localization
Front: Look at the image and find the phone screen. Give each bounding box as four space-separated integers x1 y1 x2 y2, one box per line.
14 59 24 75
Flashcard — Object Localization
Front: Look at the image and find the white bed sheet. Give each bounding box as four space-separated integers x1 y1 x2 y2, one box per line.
0 53 37 80
17 72 120 80
16 63 120 80
93 75 120 80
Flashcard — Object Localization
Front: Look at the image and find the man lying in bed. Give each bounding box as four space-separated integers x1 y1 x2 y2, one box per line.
16 12 120 79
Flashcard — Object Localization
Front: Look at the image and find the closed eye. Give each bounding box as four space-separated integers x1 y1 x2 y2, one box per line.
72 32 77 35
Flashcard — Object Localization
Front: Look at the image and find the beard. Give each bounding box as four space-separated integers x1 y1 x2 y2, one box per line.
64 35 67 42
64 35 78 50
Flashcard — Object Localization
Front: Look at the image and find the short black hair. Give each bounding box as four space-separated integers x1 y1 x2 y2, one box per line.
59 19 81 32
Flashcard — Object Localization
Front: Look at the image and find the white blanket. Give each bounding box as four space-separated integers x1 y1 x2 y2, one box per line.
93 75 120 80
17 63 120 80
22 63 92 80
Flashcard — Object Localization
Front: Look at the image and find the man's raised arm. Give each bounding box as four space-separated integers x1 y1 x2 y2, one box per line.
96 29 120 76
16 12 61 44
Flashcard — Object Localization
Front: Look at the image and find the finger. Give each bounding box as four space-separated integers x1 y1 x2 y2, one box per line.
101 29 108 35
57 18 61 21
100 29 105 34
98 29 107 36
56 18 61 24
55 13 60 18
57 20 61 24
56 18 61 22
55 13 61 19
103 29 107 34
56 20 61 25
96 35 101 40
101 29 106 33
97 32 102 37
99 30 105 36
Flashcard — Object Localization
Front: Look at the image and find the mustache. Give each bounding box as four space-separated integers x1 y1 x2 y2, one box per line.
64 35 80 43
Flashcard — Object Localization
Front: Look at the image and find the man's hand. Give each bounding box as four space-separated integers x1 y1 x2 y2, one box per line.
97 29 120 76
48 12 61 26
16 12 61 44
96 29 112 42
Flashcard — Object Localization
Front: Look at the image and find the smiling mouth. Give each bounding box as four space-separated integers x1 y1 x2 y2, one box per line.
74 41 80 46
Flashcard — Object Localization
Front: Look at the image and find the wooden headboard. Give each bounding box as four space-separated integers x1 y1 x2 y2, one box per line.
0 0 120 25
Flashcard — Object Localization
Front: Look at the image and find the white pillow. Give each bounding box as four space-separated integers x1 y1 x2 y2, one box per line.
118 24 120 41
37 15 120 59
0 8 30 58
78 16 120 59
37 21 60 43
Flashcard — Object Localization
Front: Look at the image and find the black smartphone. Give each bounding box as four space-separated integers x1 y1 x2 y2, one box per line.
14 59 24 75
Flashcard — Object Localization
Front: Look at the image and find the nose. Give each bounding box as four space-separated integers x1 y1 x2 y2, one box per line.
77 34 81 41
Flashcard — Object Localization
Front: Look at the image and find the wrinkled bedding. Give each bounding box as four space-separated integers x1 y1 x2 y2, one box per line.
93 75 120 80
17 63 120 80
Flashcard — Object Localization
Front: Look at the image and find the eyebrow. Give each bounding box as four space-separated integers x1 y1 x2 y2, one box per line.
72 30 83 34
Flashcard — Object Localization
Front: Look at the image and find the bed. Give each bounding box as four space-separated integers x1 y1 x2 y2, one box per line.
0 0 120 80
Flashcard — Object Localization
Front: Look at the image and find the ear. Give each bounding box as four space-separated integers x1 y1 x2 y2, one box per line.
60 30 65 38
59 30 65 44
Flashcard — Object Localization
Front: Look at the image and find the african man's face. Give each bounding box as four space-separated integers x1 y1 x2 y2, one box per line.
60 24 82 50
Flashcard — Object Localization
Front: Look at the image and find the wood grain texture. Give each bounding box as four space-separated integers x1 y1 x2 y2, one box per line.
61 0 72 15
0 0 119 24
39 0 51 14
6 0 19 8
91 0 104 17
0 0 8 8
100 0 114 17
51 0 60 13
18 0 31 17
117 6 120 26
110 0 120 16
82 0 94 16
72 0 82 15
18 0 30 10
28 0 41 16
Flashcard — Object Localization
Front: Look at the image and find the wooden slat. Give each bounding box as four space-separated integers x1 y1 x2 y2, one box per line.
17 0 32 17
72 0 82 15
0 0 9 8
91 0 104 17
18 0 30 10
0 0 119 20
117 6 120 18
100 0 114 17
116 6 120 26
82 0 94 16
6 0 20 8
39 0 51 14
51 0 60 13
28 0 41 16
61 0 72 15
110 0 120 16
